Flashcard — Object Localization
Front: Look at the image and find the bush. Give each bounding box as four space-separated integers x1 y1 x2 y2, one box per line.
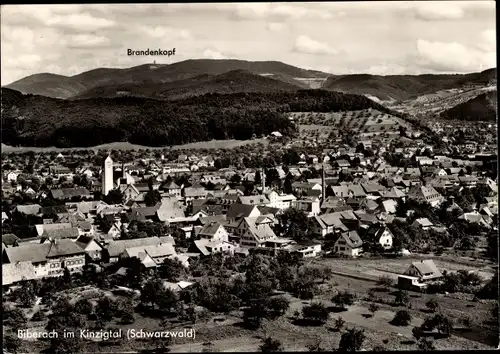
31 310 47 322
425 299 439 312
259 337 283 352
302 302 329 324
338 327 366 352
391 310 412 326
376 275 393 290
333 316 346 331
373 346 386 351
394 289 410 307
332 291 356 309
368 303 379 314
417 337 436 351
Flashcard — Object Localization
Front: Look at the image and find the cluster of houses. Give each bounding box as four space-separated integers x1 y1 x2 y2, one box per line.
2 142 498 288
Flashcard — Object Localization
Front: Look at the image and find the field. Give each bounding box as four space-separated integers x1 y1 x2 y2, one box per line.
12 252 497 353
1 138 268 153
291 110 414 135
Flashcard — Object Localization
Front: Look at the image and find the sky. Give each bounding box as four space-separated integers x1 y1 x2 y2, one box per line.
0 1 496 85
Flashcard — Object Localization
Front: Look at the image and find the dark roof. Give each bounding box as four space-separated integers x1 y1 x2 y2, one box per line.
2 233 20 246
227 203 258 220
51 187 91 200
41 205 69 215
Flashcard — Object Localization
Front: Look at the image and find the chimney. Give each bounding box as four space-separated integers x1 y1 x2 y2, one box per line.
122 162 125 179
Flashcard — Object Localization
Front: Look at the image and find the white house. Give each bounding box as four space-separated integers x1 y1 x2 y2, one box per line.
333 231 363 257
266 190 297 210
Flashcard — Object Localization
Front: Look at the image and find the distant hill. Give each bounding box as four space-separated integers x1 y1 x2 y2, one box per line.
439 90 497 121
323 68 496 101
4 59 329 99
72 70 303 100
1 88 400 148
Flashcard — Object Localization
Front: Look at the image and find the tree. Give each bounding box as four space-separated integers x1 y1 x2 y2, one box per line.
368 303 379 315
254 170 262 186
268 296 290 317
74 298 93 316
103 189 124 204
301 302 329 324
417 338 436 351
4 307 27 329
338 328 366 352
3 333 21 354
376 275 393 290
306 339 326 352
152 335 172 353
394 289 410 307
141 278 163 309
425 299 439 312
144 190 162 207
332 291 355 309
14 281 36 307
333 316 346 332
391 310 412 326
259 337 283 352
160 257 187 282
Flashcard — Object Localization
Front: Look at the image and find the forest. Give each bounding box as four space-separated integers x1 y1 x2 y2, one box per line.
1 88 401 148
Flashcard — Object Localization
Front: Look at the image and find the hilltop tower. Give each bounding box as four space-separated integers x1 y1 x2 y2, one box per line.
102 155 114 196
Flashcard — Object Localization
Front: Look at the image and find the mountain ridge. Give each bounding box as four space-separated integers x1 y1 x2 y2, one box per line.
4 59 495 101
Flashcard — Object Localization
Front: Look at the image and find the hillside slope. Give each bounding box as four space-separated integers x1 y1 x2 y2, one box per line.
439 90 497 121
72 70 302 100
1 88 400 148
5 59 329 99
322 68 496 101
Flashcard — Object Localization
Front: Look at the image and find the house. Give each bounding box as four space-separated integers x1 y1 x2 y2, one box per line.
183 184 208 202
104 237 168 263
3 261 38 286
6 171 20 182
407 184 444 207
156 198 186 222
320 197 351 213
403 260 443 282
364 225 394 249
332 230 363 257
312 210 357 237
121 184 141 201
284 240 322 258
50 187 92 201
121 243 177 267
266 191 296 210
458 212 492 228
291 182 322 195
191 238 235 256
331 185 367 199
239 216 277 248
35 223 73 237
197 222 229 242
237 195 270 206
74 235 103 262
42 227 80 240
16 204 41 216
2 233 20 247
161 181 182 197
412 218 434 230
293 197 321 217
3 239 86 277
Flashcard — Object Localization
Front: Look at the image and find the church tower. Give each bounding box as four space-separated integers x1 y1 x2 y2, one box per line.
102 155 114 196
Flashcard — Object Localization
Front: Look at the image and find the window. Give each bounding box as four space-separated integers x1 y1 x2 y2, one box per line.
340 247 345 251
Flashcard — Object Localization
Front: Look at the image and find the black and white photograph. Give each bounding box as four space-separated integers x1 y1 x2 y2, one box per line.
1 2 498 353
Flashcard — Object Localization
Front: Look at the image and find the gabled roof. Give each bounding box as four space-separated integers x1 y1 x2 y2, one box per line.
42 227 80 239
238 195 270 205
409 260 442 279
75 235 102 250
2 233 20 246
51 187 91 200
198 222 225 237
244 217 277 241
16 204 41 215
340 230 363 248
106 237 164 258
227 203 260 220
2 261 37 285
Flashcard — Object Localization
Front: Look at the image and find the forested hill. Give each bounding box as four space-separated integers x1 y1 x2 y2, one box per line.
1 88 401 148
5 59 329 99
72 70 305 100
323 68 497 101
439 90 497 122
